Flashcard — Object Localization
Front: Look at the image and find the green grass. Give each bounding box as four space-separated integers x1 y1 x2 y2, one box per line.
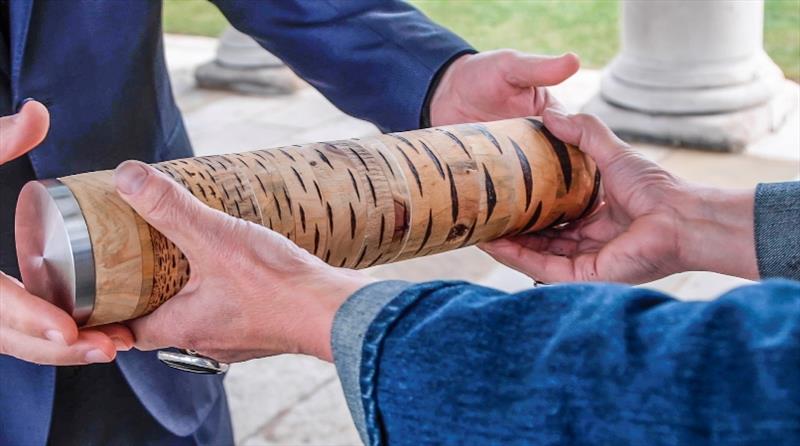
163 0 800 80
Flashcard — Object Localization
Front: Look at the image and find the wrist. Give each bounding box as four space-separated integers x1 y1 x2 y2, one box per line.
428 52 473 127
676 185 758 280
296 267 377 362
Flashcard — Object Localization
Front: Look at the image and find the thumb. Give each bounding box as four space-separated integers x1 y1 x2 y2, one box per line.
542 109 629 170
505 52 580 88
0 100 50 164
114 161 225 257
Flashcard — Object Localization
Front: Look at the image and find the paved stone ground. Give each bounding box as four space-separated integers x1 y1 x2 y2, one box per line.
163 34 800 445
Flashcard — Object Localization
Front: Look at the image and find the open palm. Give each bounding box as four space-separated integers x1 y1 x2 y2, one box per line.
481 110 692 284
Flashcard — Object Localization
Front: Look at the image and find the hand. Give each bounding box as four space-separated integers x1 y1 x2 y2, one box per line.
480 109 759 284
429 50 580 126
115 161 375 363
0 101 134 365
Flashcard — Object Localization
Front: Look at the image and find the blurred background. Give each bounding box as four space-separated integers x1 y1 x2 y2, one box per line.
159 1 799 444
163 0 799 81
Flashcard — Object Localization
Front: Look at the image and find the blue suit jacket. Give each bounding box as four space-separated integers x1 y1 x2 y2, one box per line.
0 1 471 444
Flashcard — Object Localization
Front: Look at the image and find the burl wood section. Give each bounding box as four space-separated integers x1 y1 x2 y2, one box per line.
61 117 600 326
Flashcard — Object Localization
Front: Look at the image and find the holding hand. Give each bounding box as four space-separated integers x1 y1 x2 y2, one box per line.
115 162 374 363
430 50 579 125
1 101 133 365
481 110 759 284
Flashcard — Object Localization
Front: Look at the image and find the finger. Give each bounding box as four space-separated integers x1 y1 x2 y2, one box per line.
126 291 194 351
1 273 80 344
542 109 628 170
481 238 599 283
88 324 135 351
505 52 580 88
0 100 50 164
0 327 117 365
114 161 228 257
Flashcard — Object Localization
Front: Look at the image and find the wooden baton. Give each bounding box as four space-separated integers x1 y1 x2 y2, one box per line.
15 117 600 326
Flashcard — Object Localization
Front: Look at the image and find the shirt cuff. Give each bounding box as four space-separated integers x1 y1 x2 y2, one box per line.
331 280 412 444
754 182 800 280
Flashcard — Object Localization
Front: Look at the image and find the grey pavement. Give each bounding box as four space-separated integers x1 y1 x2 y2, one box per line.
164 34 800 445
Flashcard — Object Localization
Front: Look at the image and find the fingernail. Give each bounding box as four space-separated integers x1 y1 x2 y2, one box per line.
44 329 67 346
16 97 35 112
115 161 149 195
111 337 132 351
84 349 112 363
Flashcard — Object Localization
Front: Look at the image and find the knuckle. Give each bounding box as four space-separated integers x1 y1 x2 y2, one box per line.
145 183 186 224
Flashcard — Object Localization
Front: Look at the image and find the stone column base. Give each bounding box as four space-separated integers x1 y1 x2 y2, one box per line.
194 62 300 96
583 80 799 152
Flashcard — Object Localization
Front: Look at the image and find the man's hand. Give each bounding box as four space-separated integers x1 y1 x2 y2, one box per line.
480 109 760 284
0 100 134 365
429 50 579 126
115 162 375 363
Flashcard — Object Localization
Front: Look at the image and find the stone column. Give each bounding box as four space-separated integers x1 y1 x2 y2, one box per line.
583 0 798 151
195 26 298 96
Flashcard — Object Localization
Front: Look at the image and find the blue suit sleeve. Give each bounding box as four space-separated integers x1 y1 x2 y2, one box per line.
334 280 800 445
211 0 474 132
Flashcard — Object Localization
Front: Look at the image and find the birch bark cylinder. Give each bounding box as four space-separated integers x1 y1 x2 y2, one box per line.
56 117 600 326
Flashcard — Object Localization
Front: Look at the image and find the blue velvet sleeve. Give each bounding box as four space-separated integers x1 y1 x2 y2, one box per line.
335 280 800 445
211 0 474 132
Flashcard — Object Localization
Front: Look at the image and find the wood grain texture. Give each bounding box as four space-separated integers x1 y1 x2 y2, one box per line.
59 117 599 325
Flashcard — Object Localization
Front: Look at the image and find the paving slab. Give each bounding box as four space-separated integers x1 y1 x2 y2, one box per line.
163 34 800 445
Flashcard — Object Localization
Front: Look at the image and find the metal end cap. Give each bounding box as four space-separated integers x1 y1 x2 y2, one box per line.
15 179 96 325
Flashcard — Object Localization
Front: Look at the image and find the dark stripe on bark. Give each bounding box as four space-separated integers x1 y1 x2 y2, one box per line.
366 254 383 268
278 149 296 162
378 214 386 247
299 205 306 232
391 134 419 153
526 118 572 191
313 225 320 255
291 166 307 192
355 245 368 267
349 203 356 239
473 124 503 154
377 151 396 178
577 169 602 220
253 158 268 172
273 193 283 220
256 175 268 196
416 209 434 254
348 169 361 201
283 187 292 214
483 163 497 223
348 147 369 171
517 201 543 235
446 164 459 224
436 128 471 158
324 250 331 263
315 149 334 169
326 203 334 234
366 175 377 206
313 181 323 204
396 145 423 196
458 219 478 248
510 137 533 210
420 140 445 179
339 257 348 268
549 212 567 228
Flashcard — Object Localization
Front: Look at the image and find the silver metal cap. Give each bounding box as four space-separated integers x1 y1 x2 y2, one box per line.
15 180 96 325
